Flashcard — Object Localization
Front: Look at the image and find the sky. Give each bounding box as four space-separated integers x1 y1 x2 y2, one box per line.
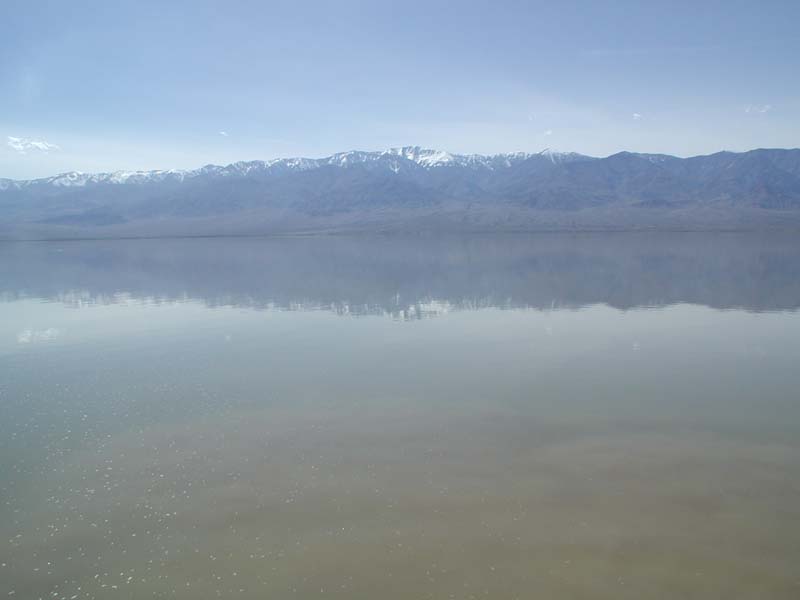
1 0 799 179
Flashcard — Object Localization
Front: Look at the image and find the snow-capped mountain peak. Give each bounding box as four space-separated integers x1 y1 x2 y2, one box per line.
50 171 88 187
538 148 586 164
387 146 456 167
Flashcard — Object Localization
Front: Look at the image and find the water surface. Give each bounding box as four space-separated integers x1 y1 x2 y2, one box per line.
2 234 800 599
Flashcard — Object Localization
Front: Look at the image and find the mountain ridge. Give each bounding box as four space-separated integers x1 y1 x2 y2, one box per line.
6 146 797 189
2 147 800 238
0 146 586 189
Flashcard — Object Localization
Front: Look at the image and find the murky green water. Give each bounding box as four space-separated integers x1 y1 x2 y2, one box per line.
2 234 800 599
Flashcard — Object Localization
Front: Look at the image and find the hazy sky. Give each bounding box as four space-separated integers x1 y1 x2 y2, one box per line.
2 0 798 179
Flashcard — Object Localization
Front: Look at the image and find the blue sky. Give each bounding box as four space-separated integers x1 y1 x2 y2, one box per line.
1 0 798 178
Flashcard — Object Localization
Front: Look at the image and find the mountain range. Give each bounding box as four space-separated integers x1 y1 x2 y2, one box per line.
2 146 800 238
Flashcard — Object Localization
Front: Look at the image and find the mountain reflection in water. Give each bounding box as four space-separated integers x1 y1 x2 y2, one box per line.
2 233 799 314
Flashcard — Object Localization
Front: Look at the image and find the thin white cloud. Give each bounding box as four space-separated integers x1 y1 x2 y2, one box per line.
744 104 772 114
218 131 229 136
632 112 642 120
542 129 553 137
7 136 60 154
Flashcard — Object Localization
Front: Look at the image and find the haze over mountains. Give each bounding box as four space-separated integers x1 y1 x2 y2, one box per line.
2 147 800 238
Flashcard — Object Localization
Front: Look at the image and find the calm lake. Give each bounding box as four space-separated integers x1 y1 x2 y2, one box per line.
2 233 800 599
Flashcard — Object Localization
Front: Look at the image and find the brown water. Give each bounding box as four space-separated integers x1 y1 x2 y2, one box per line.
2 234 800 599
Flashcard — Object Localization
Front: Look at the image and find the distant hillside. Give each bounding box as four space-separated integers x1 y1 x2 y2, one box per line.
2 147 800 238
